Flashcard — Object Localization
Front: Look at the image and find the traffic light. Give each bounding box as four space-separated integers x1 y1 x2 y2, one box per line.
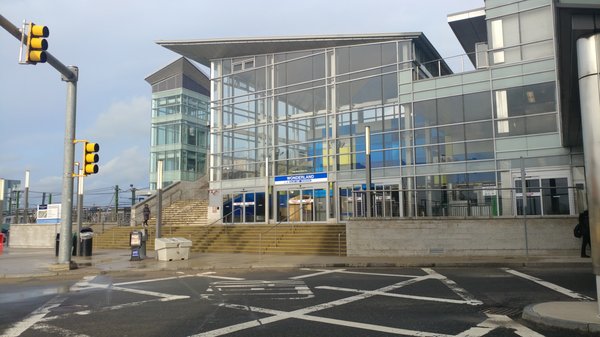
83 142 99 175
25 23 49 64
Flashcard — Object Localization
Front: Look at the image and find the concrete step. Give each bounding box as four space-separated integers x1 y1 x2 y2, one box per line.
93 223 346 256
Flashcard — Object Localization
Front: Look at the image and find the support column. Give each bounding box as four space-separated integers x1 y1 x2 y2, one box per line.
577 33 600 309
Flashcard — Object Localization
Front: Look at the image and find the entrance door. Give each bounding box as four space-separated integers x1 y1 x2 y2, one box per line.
276 186 327 223
222 191 266 224
514 176 571 216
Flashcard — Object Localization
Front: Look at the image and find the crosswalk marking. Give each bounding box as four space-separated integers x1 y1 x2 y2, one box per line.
503 268 594 301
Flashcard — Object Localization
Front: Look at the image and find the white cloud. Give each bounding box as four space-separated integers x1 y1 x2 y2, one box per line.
88 96 150 141
87 146 149 190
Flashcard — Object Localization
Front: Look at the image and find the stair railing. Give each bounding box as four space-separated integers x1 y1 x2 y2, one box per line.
197 208 241 248
259 206 303 255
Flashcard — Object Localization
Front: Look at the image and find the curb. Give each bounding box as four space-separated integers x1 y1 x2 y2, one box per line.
523 302 600 333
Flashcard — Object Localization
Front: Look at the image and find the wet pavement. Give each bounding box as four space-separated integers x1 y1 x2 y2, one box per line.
0 245 599 333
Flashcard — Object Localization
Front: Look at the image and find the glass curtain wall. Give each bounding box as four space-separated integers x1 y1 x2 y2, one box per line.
210 3 567 223
150 90 210 189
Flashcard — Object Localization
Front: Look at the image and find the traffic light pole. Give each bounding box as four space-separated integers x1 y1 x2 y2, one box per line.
0 14 78 267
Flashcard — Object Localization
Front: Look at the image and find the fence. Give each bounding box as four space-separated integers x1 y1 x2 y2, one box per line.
348 186 580 219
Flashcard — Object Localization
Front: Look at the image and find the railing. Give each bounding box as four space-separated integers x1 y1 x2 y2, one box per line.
258 206 303 255
347 186 582 220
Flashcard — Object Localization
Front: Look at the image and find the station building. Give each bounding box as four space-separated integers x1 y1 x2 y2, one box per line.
145 58 211 190
157 0 600 228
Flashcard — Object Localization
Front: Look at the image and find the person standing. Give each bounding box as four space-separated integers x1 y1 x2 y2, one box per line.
142 204 150 227
580 210 591 258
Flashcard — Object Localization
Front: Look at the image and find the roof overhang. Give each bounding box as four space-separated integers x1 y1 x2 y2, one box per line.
447 8 487 66
555 2 600 147
157 33 432 67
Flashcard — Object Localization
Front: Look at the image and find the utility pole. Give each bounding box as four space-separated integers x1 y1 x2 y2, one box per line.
130 185 136 206
0 14 78 268
24 170 29 223
114 185 119 222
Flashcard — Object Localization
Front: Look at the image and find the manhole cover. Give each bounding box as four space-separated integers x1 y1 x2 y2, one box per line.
482 306 522 317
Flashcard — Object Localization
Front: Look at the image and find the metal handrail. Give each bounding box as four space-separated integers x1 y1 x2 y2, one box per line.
206 208 241 227
259 205 304 255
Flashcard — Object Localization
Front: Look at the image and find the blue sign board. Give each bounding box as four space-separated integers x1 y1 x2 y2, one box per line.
274 172 328 185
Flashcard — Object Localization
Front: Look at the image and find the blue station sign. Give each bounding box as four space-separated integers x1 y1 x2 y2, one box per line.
274 172 328 185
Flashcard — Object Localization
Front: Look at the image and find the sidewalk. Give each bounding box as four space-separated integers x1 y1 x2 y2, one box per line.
0 246 592 278
0 246 598 333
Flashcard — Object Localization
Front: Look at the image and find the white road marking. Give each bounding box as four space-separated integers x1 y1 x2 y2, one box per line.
0 295 66 337
114 274 195 286
38 298 175 322
290 268 346 279
316 285 481 305
30 323 91 337
71 281 190 301
196 272 245 280
110 286 189 301
503 268 594 301
207 280 314 299
293 268 420 279
214 303 454 337
455 313 545 337
192 274 438 337
423 268 484 305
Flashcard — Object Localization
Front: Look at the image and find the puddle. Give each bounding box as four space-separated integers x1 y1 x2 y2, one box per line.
0 285 70 303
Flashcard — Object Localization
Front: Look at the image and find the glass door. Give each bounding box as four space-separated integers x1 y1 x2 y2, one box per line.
275 185 327 223
314 188 327 221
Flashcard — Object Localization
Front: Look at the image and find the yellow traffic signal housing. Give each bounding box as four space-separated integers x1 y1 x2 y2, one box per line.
83 142 99 175
25 23 49 64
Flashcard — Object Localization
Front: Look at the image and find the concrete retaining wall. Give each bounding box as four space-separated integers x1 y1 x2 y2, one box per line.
347 218 580 257
9 223 60 248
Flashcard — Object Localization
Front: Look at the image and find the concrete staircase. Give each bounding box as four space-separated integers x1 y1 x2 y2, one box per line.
92 223 347 256
147 200 208 226
93 198 346 255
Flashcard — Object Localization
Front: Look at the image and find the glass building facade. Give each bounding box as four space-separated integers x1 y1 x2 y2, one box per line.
160 0 588 224
146 58 211 190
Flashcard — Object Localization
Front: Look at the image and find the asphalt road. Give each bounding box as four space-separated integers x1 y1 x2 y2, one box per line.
0 266 597 337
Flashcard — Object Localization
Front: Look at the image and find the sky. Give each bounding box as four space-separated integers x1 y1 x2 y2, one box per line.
0 0 483 208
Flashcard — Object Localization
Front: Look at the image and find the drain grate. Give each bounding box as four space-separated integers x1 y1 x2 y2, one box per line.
482 306 523 317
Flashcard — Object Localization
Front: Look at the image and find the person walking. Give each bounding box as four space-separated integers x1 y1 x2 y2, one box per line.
580 210 591 258
142 204 150 227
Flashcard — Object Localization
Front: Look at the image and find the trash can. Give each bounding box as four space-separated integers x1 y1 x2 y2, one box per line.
55 233 77 257
79 227 94 257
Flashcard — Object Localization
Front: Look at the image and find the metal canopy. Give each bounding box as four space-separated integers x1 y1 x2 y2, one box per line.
157 33 432 67
447 8 487 66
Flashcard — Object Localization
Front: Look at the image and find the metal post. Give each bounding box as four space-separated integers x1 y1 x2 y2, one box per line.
114 185 119 223
265 156 269 224
156 160 163 239
0 179 4 223
521 157 529 259
577 33 600 309
130 185 136 206
58 66 78 265
77 168 83 245
24 170 29 223
365 126 372 218
0 14 79 267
